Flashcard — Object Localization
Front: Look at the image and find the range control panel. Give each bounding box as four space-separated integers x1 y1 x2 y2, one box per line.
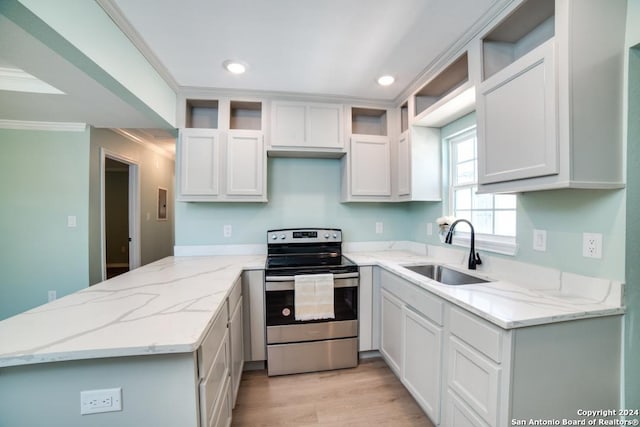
267 228 342 244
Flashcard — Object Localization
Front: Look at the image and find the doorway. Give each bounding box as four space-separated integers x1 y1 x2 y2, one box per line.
100 149 140 281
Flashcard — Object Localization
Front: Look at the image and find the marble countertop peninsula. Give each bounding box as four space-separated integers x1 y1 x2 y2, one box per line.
346 247 624 329
0 255 265 368
0 243 624 368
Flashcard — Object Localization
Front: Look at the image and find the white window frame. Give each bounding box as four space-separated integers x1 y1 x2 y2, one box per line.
446 127 518 256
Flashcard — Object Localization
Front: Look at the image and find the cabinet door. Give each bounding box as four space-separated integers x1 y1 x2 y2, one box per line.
402 306 443 424
397 132 410 196
358 266 374 351
448 336 500 426
242 270 266 362
380 289 403 375
226 131 264 196
477 41 557 185
307 104 343 149
179 128 220 196
229 295 244 408
350 136 391 196
271 102 306 147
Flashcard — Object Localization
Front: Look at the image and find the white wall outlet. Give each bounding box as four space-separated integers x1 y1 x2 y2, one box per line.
533 229 547 252
583 232 603 259
80 388 122 415
48 290 56 302
427 223 433 236
223 224 232 237
375 222 383 234
67 215 77 228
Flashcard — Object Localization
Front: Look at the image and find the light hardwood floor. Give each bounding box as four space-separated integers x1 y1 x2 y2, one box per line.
231 358 435 427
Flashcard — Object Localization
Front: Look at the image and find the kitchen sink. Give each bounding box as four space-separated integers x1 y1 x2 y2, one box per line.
404 264 492 285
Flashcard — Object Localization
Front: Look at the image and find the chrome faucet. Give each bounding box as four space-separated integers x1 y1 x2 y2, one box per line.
444 219 482 270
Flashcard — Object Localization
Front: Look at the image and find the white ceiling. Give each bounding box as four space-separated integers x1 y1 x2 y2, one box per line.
0 0 509 156
110 0 503 102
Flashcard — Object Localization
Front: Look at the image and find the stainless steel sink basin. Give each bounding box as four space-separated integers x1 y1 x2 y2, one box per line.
404 264 491 285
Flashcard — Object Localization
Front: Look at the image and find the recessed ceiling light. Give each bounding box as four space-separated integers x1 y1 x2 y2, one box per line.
377 75 395 86
223 60 247 75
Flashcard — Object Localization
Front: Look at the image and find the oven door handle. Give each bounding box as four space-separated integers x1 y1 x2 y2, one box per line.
265 272 359 282
265 275 359 292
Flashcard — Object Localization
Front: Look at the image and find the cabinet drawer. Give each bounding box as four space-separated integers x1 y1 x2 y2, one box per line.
199 330 230 427
445 390 490 427
380 269 444 325
449 307 503 363
448 336 500 426
212 377 232 427
228 277 242 316
199 304 229 379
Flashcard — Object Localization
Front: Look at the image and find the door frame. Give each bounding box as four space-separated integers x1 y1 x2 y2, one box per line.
100 147 141 281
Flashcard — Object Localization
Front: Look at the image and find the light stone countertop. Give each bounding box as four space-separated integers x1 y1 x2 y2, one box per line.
0 255 265 368
345 250 624 329
0 248 624 368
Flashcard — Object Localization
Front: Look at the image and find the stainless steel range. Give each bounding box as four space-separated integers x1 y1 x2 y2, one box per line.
264 228 359 376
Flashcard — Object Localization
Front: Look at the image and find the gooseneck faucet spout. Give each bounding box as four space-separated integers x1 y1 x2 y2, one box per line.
444 219 482 270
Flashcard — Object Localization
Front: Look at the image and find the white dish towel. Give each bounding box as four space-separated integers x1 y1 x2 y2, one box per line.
294 273 335 321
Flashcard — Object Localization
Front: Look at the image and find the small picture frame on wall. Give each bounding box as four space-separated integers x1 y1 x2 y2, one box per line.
157 187 168 221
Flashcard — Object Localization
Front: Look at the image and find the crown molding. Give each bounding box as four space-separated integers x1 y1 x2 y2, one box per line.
95 0 179 92
111 128 175 160
393 0 515 107
0 120 87 132
0 67 65 95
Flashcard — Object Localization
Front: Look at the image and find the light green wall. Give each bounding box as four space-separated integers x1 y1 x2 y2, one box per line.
0 128 90 320
89 128 175 285
624 0 640 407
176 157 418 245
2 0 175 128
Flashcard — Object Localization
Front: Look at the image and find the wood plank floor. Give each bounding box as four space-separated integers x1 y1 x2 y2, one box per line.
231 358 435 427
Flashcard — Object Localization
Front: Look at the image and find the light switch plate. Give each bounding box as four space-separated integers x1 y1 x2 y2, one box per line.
375 222 383 234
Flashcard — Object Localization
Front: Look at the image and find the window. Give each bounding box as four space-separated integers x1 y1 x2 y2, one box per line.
448 127 516 253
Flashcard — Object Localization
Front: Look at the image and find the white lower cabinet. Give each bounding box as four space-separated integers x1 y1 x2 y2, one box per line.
229 294 244 408
198 305 231 427
378 267 622 427
379 289 403 375
445 390 489 427
198 278 244 427
379 270 444 424
447 336 500 426
402 306 443 424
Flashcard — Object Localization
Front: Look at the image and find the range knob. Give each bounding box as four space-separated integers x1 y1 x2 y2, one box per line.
280 234 286 240
324 233 330 239
333 233 338 239
271 234 278 240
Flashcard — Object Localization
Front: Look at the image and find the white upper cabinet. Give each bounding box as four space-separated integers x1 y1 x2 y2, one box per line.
179 128 220 197
270 101 344 155
476 0 626 193
342 107 392 201
226 131 264 197
349 135 392 197
177 99 267 202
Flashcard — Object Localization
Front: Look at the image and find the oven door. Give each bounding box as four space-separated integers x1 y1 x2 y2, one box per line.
265 275 358 344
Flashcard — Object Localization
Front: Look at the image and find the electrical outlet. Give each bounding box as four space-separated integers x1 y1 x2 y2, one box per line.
375 222 383 234
533 229 547 252
427 223 433 236
48 290 57 302
583 233 603 259
223 225 232 237
80 388 122 415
